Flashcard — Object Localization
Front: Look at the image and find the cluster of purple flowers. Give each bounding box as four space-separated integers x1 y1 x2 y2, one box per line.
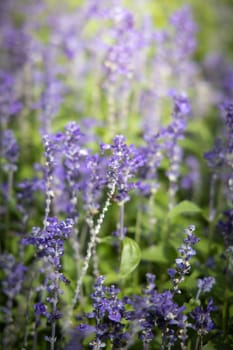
78 275 129 349
22 217 73 348
77 225 217 349
1 1 232 349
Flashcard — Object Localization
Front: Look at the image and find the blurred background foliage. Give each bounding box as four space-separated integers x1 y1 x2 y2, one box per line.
46 0 233 59
1 0 233 348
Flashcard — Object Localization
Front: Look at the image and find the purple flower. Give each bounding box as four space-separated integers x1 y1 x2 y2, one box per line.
128 273 188 348
169 6 197 58
23 217 73 265
1 129 19 172
0 254 27 300
79 276 129 348
102 135 140 203
103 8 142 85
162 93 191 208
197 277 216 294
218 209 233 247
34 302 47 316
190 298 217 336
77 323 95 335
204 54 233 102
2 27 30 70
136 132 162 195
172 92 191 116
23 217 73 346
168 225 199 294
221 101 233 152
181 156 200 190
204 138 225 170
221 102 233 133
0 71 22 122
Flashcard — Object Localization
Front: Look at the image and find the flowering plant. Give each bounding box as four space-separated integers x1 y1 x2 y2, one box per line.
0 1 232 349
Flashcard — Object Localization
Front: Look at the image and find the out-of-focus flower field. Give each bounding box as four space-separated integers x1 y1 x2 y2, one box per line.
0 0 233 349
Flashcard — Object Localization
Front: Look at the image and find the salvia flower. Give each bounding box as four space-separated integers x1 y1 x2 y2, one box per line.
102 135 140 203
218 209 233 247
103 8 140 84
23 217 73 347
127 273 188 349
0 254 27 350
163 93 191 208
78 276 129 349
0 70 22 124
1 129 19 172
221 101 233 135
137 132 162 196
197 277 216 295
190 298 217 336
0 254 27 301
23 217 73 261
168 225 199 294
204 138 225 170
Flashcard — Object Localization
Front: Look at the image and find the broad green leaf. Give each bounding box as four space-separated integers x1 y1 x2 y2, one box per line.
203 343 217 350
141 244 176 263
119 237 141 278
168 200 202 220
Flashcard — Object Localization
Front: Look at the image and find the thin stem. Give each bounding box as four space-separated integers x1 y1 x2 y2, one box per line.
107 84 116 136
50 245 59 350
119 202 125 241
168 144 181 210
70 225 81 281
222 295 228 333
208 173 217 222
33 263 47 350
194 335 203 350
148 191 156 229
195 288 201 301
32 315 39 350
85 213 99 277
50 316 57 350
134 207 142 288
2 297 13 350
208 173 217 253
43 177 53 230
119 88 129 131
22 272 35 350
69 187 80 274
65 182 116 329
92 243 100 278
7 169 13 199
73 183 115 302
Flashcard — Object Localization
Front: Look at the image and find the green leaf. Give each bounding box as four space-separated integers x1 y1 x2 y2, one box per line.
203 342 217 350
119 237 141 278
168 200 202 220
141 244 176 263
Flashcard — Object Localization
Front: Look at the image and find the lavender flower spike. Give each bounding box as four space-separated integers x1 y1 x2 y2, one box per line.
168 225 199 294
196 277 216 300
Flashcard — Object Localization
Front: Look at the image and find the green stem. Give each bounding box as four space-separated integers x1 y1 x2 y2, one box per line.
195 335 203 350
119 202 125 241
208 174 217 253
134 207 142 288
50 245 59 350
135 206 141 244
222 296 228 333
107 83 116 137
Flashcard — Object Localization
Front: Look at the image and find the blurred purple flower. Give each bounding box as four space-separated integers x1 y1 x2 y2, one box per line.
190 298 217 336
